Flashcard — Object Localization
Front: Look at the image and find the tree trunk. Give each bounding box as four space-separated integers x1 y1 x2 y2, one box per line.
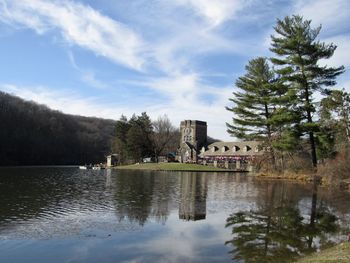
264 102 276 170
300 55 317 169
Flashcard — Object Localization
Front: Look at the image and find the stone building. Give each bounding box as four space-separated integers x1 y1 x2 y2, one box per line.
177 120 207 163
177 120 263 171
200 141 263 171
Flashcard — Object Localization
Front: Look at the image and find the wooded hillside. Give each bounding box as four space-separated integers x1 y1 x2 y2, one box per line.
0 91 116 165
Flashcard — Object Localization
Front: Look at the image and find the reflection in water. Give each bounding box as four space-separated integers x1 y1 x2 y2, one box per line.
225 181 339 263
112 171 155 226
179 173 207 221
0 168 349 263
111 171 180 225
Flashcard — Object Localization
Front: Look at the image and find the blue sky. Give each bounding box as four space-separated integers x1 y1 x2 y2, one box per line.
0 0 349 140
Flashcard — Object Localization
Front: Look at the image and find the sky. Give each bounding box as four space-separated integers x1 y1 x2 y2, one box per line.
0 0 349 140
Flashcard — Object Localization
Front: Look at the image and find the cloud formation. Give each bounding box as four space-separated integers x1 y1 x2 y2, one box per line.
0 0 145 70
172 0 246 27
294 0 350 35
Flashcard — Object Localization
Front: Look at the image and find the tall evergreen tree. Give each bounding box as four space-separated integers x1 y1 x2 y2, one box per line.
226 57 278 141
126 112 154 162
112 115 130 164
112 112 154 164
226 57 291 167
270 15 344 168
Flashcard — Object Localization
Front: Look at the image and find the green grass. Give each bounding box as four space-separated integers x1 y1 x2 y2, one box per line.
296 242 350 263
115 162 227 171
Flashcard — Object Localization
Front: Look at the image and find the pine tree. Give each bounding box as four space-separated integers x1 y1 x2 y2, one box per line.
112 115 130 164
270 15 344 168
226 57 278 141
126 112 154 162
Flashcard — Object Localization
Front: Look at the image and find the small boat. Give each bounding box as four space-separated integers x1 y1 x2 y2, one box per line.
79 164 105 170
92 166 105 170
79 165 92 170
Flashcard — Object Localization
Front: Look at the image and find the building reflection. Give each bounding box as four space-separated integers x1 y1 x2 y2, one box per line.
179 173 208 221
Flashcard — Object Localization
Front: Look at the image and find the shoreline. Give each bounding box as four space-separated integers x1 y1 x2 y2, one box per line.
114 163 350 191
296 242 350 262
255 171 350 191
114 163 230 172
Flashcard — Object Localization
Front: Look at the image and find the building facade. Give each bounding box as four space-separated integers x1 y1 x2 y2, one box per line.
200 141 263 171
177 120 263 171
177 120 207 163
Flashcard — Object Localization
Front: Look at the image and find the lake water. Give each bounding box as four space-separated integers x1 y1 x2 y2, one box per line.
0 167 349 263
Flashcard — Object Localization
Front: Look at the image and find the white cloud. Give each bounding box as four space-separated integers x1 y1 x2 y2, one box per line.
130 73 234 140
294 0 350 35
0 0 145 70
322 35 350 69
173 0 246 27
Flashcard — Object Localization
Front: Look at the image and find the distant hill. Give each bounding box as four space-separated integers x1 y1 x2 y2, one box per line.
0 91 116 165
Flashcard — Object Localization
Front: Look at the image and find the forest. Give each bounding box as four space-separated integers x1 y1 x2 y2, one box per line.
0 91 116 165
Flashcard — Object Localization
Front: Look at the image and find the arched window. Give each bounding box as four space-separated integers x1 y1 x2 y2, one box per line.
244 145 251 152
222 146 228 152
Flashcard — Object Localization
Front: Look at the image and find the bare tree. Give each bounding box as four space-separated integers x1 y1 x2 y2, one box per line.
152 115 178 162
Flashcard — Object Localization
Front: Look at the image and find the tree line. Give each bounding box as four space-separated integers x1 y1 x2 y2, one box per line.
0 92 180 166
0 91 115 165
226 15 347 172
112 113 179 164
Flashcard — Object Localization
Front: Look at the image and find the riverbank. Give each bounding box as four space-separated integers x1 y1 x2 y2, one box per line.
256 171 350 191
296 242 350 262
115 163 228 172
256 171 314 182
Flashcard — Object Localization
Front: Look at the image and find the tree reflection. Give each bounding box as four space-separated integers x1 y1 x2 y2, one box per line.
112 171 179 225
113 171 155 226
225 182 339 263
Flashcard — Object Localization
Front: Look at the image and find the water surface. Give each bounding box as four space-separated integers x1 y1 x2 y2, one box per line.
0 167 349 262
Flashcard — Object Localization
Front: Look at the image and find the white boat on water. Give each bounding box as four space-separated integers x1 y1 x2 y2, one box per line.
79 165 94 170
92 166 106 170
79 165 105 170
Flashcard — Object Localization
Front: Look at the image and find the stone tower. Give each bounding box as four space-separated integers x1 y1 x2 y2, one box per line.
178 120 207 163
179 173 207 221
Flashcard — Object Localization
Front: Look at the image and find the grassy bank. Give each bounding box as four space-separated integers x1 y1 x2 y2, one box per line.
256 171 350 191
256 171 314 182
296 242 350 263
115 162 227 171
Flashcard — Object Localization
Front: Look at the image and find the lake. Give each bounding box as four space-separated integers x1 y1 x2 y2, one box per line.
0 167 349 263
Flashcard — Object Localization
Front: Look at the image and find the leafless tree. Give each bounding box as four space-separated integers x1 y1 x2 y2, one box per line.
152 115 179 162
